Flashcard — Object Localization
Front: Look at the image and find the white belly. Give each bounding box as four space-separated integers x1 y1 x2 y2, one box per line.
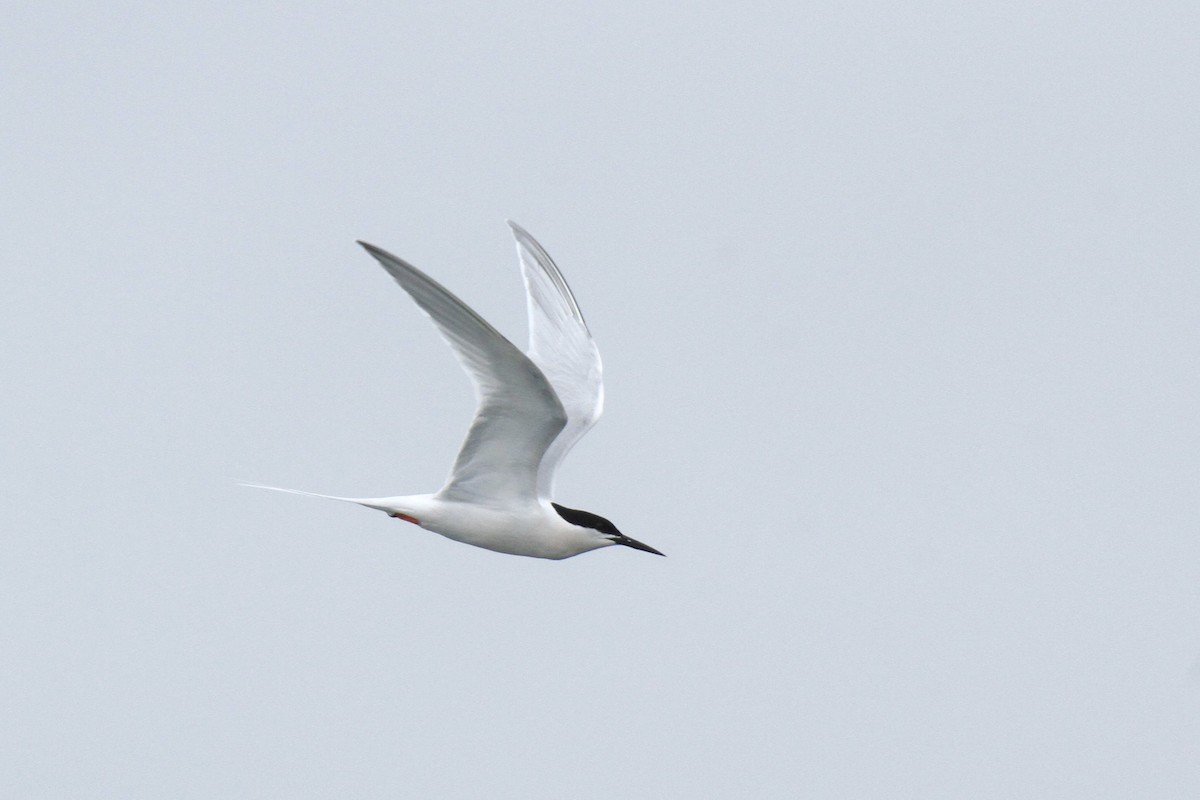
398 496 606 560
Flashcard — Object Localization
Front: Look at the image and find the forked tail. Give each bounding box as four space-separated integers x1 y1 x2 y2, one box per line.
239 483 395 513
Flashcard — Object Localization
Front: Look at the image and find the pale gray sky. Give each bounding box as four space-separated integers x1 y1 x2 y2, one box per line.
3 2 1198 797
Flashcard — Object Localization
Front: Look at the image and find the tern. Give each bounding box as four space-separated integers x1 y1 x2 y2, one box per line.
247 222 663 560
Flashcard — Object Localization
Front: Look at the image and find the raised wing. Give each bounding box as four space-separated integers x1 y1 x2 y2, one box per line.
507 222 604 498
358 241 567 506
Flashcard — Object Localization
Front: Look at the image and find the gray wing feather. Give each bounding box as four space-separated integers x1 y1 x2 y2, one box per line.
507 222 604 498
358 241 567 505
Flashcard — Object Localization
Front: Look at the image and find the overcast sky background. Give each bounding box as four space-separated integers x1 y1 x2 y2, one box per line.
3 2 1198 797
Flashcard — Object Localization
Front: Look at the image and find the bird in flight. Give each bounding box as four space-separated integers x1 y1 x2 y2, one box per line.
246 222 662 560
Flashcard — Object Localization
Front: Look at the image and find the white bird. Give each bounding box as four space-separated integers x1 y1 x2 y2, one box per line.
246 222 662 560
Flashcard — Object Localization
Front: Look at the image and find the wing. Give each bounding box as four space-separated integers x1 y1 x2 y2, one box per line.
358 241 567 506
507 222 604 498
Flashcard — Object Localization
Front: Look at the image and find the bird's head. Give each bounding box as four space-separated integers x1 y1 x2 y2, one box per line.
551 502 664 556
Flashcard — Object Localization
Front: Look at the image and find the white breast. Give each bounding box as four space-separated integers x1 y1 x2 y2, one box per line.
392 495 609 560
